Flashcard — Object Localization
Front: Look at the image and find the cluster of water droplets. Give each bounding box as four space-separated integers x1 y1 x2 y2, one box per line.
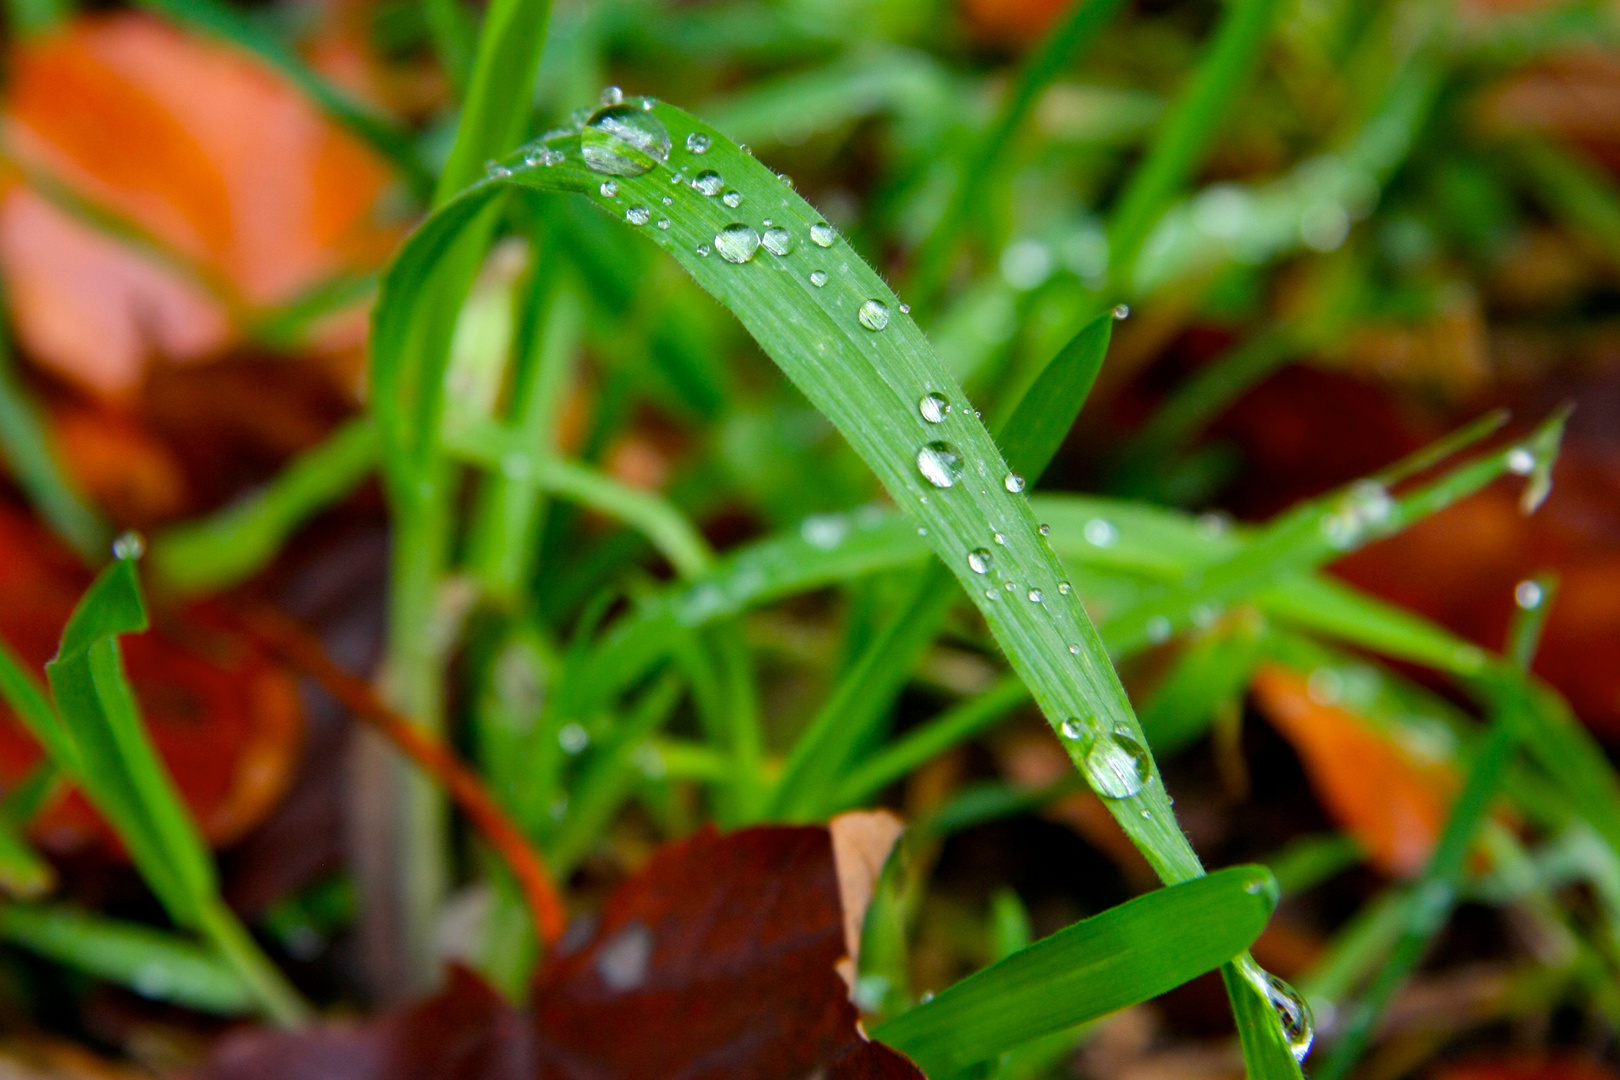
1320 478 1395 550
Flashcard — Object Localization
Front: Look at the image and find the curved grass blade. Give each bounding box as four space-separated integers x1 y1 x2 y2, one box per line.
0 903 254 1015
873 866 1279 1075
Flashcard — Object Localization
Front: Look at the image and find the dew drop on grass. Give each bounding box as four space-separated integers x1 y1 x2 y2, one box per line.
1112 303 1130 319
600 180 619 197
657 218 670 229
626 205 650 225
112 530 145 560
559 723 589 754
916 441 963 488
858 299 890 331
1060 718 1085 740
967 548 992 574
715 223 760 263
696 244 711 257
692 169 724 196
1058 581 1071 594
762 225 795 256
1004 472 1025 493
899 302 911 314
722 190 742 208
662 196 672 206
1515 579 1543 609
1146 616 1172 643
486 160 512 179
1068 644 1081 655
582 104 671 176
524 146 564 167
810 270 828 287
1251 970 1314 1062
1027 588 1043 602
993 532 1006 545
1506 446 1535 475
810 222 837 247
600 85 624 106
685 131 711 154
801 514 849 549
1083 731 1150 799
919 392 950 423
1038 523 1051 536
1004 581 1016 592
1084 518 1118 547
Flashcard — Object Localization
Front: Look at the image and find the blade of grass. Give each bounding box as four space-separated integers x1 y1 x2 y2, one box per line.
874 866 1279 1074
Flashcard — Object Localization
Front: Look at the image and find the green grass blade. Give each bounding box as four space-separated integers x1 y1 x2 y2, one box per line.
0 642 81 772
151 417 379 595
1107 0 1284 280
436 0 554 202
874 866 1279 1074
0 817 53 898
993 311 1112 477
133 0 427 187
1139 618 1268 754
0 335 107 561
0 903 254 1014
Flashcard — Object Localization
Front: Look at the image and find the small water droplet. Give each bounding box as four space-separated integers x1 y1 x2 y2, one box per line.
810 270 828 287
1058 581 1071 594
661 196 672 206
715 223 760 263
1506 446 1535 475
1084 518 1118 547
640 96 657 110
112 530 145 560
685 131 711 154
626 205 650 225
1004 581 1016 591
919 392 950 423
1146 616 1172 643
1038 523 1050 536
777 172 794 188
1068 644 1081 655
1112 303 1130 320
916 442 963 488
692 169 724 196
985 588 997 600
810 222 837 247
762 225 794 256
1082 732 1150 798
858 299 890 331
1004 472 1025 493
967 548 993 574
1515 579 1543 609
721 190 742 208
582 104 671 176
1027 587 1043 603
559 722 590 754
599 180 619 198
899 302 910 314
657 217 670 229
696 244 711 257
486 160 512 179
993 532 1006 545
600 85 624 106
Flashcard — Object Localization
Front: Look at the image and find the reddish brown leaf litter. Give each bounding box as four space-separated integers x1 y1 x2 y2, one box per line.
193 821 924 1080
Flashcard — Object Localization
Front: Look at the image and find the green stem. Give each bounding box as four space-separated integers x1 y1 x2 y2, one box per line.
195 898 311 1029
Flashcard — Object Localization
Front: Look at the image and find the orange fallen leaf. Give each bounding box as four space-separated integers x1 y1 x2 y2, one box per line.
0 13 400 398
1250 664 1457 878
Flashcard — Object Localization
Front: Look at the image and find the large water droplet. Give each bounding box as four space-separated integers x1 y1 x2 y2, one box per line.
685 131 711 154
692 169 724 196
715 223 760 263
582 104 671 176
810 270 828 287
916 441 962 488
722 190 743 208
626 205 650 225
761 225 795 256
858 299 891 331
967 548 992 574
1255 971 1314 1062
810 222 837 247
919 393 949 423
1004 472 1025 493
1082 731 1150 798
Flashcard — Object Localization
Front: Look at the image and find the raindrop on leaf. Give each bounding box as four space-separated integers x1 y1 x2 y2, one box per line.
916 442 962 488
582 105 671 177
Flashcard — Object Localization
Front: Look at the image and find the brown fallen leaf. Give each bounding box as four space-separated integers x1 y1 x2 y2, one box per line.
1432 1056 1620 1080
1250 665 1457 878
193 820 923 1080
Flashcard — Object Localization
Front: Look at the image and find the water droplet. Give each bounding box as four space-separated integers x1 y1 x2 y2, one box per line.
1082 731 1150 798
967 548 993 574
582 104 671 176
810 270 828 287
486 160 512 179
993 533 1006 545
778 172 794 188
916 442 963 488
600 85 623 106
1068 644 1081 655
1506 446 1535 475
899 302 911 314
685 131 711 154
810 222 837 247
626 205 650 225
662 196 672 206
112 530 145 560
985 588 997 600
639 96 657 110
721 190 742 208
1060 718 1085 740
692 169 724 196
919 392 950 423
715 223 760 263
762 225 794 256
1251 969 1314 1062
1004 581 1016 591
600 180 619 198
657 218 670 229
1004 472 1025 493
1084 518 1118 547
696 244 711 257
1515 579 1543 609
801 514 849 550
524 145 564 167
1038 523 1051 536
858 299 890 331
1058 581 1071 594
1027 588 1043 603
1112 303 1130 320
1146 616 1172 643
559 723 590 754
